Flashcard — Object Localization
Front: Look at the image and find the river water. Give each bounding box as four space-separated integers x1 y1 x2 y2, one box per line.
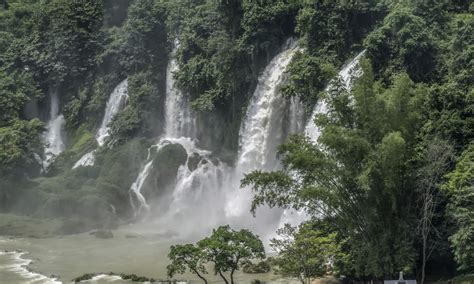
0 226 300 283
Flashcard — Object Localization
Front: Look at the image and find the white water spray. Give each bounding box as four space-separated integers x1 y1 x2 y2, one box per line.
225 41 300 222
129 43 232 231
42 92 65 170
164 45 196 139
96 79 129 146
131 40 313 239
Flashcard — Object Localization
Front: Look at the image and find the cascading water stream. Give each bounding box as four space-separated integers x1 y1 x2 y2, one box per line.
225 41 301 223
42 92 65 171
72 79 129 169
130 41 302 238
129 43 231 229
129 43 198 219
96 79 129 146
164 46 196 139
305 50 366 141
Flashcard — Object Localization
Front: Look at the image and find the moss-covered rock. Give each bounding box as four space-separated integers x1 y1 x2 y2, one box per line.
141 143 187 200
187 153 202 171
97 138 149 188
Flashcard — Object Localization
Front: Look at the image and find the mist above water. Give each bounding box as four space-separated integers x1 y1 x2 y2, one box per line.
128 40 303 241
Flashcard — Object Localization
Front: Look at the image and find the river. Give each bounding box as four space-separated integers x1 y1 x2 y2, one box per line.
0 225 300 283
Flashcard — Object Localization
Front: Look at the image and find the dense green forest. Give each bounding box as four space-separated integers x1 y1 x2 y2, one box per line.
0 0 472 282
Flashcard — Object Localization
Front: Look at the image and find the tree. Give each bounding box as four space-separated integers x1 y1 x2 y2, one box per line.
167 244 209 284
270 222 343 284
197 225 265 284
416 138 455 284
0 119 44 178
242 62 425 278
444 144 474 272
365 5 437 82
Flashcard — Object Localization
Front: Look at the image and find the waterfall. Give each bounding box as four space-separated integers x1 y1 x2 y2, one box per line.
148 137 231 235
305 50 366 142
130 40 306 238
129 42 232 230
73 79 129 169
96 78 129 146
129 161 153 216
42 92 65 170
236 42 299 172
128 43 197 218
288 95 305 135
164 46 196 139
224 41 301 236
72 150 96 168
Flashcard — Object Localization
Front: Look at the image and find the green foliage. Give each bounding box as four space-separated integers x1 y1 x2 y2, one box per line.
0 71 41 125
173 0 298 112
168 225 265 284
198 225 265 284
242 260 271 274
270 221 344 284
444 144 474 272
109 72 161 144
167 244 209 283
0 118 44 177
0 1 472 280
101 0 169 73
296 1 380 61
282 51 336 106
366 5 438 82
1 0 104 84
243 61 426 277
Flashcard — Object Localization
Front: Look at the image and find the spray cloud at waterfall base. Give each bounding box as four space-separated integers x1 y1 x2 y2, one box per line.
126 40 310 241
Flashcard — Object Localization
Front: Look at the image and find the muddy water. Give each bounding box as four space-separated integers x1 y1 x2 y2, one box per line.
0 227 298 283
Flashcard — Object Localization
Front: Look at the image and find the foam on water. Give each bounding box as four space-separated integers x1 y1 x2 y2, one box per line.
0 251 61 284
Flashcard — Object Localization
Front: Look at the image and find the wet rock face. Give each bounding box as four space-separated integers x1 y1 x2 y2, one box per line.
187 153 202 172
141 143 187 200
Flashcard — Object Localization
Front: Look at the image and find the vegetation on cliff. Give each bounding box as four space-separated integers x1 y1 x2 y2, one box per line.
0 0 472 282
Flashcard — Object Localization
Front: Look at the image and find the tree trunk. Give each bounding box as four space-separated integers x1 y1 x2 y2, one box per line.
191 268 208 284
218 270 229 284
230 269 235 284
197 273 207 284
